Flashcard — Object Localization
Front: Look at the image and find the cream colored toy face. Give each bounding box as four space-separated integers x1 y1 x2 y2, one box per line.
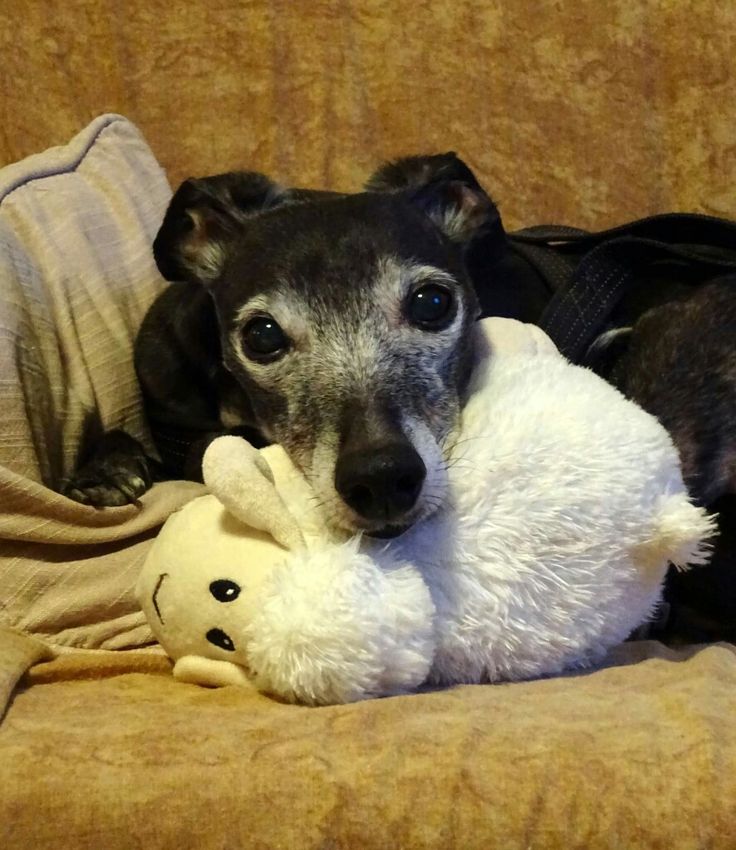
149 564 250 663
137 494 291 672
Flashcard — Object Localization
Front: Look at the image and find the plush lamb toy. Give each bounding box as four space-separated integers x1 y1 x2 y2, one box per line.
137 318 713 705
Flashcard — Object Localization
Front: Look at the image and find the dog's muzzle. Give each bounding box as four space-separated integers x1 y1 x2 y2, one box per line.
335 442 426 531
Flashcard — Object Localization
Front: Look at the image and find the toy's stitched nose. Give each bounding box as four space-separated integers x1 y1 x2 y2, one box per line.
335 445 426 522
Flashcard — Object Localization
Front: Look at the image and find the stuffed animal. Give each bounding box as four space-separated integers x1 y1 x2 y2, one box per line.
136 318 713 705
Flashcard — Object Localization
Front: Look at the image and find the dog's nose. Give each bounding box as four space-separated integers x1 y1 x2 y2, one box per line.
335 444 427 523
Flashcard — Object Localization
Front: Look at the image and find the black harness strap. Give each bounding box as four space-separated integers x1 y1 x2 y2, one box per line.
508 213 736 362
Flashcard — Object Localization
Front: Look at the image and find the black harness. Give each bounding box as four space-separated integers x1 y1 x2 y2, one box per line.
485 213 736 361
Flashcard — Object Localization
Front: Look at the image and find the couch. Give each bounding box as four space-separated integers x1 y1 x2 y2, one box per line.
2 3 736 848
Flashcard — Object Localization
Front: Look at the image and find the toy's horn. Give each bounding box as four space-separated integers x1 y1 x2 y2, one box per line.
202 436 305 551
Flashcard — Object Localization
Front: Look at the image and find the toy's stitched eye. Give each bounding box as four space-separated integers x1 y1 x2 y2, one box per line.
206 628 235 652
242 315 288 359
209 579 241 602
406 284 454 329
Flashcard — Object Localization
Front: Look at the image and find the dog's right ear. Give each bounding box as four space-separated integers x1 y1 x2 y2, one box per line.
368 153 501 246
153 172 286 284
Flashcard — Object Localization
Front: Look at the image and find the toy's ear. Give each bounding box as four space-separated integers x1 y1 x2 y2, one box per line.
153 171 287 285
203 436 305 551
173 655 252 688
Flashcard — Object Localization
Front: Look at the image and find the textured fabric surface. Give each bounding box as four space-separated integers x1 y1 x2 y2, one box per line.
1 11 735 845
0 114 205 652
0 627 51 720
0 113 166 485
2 1 735 230
0 641 734 849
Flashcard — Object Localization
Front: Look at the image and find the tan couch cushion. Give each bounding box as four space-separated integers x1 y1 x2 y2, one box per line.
1 641 735 849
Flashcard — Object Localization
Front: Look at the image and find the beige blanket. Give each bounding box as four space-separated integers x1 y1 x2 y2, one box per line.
0 116 204 666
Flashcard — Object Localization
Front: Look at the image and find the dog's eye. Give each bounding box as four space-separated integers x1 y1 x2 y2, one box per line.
242 316 288 359
407 284 454 329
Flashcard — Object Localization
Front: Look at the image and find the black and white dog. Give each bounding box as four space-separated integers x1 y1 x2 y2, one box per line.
64 155 504 540
63 151 736 637
64 153 736 541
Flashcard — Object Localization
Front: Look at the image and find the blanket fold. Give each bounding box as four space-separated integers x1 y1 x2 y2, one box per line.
0 627 52 720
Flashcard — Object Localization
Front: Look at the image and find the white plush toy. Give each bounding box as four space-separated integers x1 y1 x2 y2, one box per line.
137 318 713 705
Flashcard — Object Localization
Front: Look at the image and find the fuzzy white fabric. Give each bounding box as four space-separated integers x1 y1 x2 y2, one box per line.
137 318 714 705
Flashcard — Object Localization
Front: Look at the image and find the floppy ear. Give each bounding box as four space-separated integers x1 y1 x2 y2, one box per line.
365 151 483 193
367 152 499 245
153 171 286 284
408 178 501 245
583 327 633 378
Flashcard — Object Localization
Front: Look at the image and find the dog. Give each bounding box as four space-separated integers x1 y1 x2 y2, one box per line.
63 154 503 539
63 152 735 636
64 156 736 524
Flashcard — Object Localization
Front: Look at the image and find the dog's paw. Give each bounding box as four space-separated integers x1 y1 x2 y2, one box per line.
62 431 152 508
63 469 150 507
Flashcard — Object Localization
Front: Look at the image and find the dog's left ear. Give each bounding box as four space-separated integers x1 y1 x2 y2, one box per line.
408 178 501 245
367 152 500 245
365 151 482 193
583 327 633 378
153 171 286 285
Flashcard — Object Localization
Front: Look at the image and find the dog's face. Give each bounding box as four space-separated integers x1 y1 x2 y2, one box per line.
154 159 498 536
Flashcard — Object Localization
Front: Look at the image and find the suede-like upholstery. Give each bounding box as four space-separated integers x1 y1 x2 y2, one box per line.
2 1 735 229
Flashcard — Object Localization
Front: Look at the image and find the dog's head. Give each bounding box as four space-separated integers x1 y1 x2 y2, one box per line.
154 156 499 537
